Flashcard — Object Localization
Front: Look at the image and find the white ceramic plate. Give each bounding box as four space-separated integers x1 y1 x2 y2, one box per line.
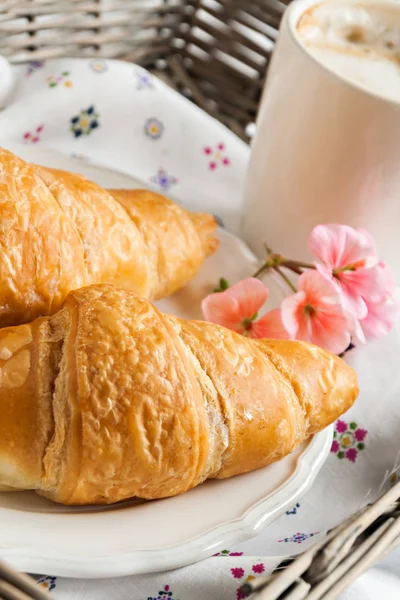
0 145 333 578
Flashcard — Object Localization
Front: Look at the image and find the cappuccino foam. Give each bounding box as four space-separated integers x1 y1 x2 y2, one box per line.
296 1 400 103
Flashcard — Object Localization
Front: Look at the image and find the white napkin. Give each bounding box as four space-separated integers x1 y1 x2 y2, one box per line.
0 57 399 599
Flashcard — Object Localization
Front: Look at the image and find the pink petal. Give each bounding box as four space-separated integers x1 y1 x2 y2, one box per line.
201 291 241 330
218 143 225 150
359 297 399 341
339 288 368 320
339 265 386 304
378 260 396 297
299 269 338 305
308 224 376 270
308 309 351 354
250 308 291 339
225 277 269 319
282 271 351 353
349 315 367 346
357 228 378 257
209 161 217 170
281 290 307 337
204 147 212 154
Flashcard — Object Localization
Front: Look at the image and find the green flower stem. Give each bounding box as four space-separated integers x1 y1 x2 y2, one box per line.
252 263 268 279
252 242 314 281
273 265 297 293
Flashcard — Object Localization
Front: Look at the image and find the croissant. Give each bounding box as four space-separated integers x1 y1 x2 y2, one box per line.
0 284 358 505
0 148 218 327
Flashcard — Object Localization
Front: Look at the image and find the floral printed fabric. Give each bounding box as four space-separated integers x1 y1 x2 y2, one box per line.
0 57 399 600
331 420 368 462
1 58 248 234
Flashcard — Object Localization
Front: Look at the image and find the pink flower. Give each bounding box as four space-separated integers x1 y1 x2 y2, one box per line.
252 563 265 574
336 420 348 433
230 552 243 556
354 428 368 442
345 448 358 462
359 298 399 341
308 224 385 319
202 278 290 340
281 270 351 354
379 260 396 296
353 261 399 343
231 568 245 579
331 440 340 453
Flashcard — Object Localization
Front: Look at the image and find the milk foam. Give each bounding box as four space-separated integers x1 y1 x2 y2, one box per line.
296 1 400 103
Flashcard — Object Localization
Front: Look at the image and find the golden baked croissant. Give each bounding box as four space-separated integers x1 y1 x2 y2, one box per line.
0 148 218 327
0 284 358 505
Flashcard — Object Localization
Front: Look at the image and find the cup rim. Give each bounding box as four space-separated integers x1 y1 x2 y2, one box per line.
284 0 400 108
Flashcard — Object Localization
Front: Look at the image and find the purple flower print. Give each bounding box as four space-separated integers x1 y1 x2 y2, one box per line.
150 167 178 191
286 502 301 515
279 532 319 544
136 70 154 89
26 60 44 76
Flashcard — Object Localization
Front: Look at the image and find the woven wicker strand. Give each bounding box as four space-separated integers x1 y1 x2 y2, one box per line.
0 0 290 140
0 561 51 600
240 480 400 599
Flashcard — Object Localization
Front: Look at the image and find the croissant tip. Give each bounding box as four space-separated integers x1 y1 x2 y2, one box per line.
190 212 219 257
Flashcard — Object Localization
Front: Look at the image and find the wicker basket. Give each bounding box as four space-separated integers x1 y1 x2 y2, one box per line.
2 1 399 596
0 0 290 140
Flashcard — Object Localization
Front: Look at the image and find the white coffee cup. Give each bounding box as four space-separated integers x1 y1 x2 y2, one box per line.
242 0 400 278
